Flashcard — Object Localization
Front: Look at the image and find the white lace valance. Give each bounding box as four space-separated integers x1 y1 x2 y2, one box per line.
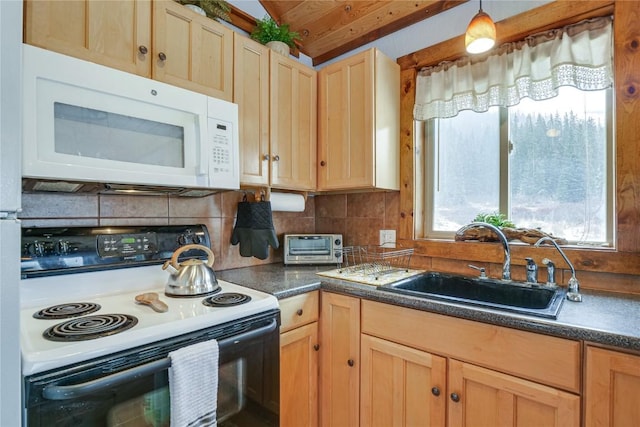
414 16 613 121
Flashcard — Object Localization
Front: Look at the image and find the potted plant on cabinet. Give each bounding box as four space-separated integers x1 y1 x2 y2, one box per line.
176 0 231 22
250 15 302 56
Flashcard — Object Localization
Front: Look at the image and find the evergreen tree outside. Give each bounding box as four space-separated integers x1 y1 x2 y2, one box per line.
429 86 610 244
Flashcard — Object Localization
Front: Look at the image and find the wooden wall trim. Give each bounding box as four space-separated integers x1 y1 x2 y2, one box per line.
397 0 640 282
614 0 640 252
397 1 614 71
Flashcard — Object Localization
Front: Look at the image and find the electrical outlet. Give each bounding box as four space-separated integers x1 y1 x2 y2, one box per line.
379 230 396 248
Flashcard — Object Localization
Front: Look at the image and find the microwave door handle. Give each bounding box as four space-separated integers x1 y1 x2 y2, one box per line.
196 117 209 177
41 318 278 401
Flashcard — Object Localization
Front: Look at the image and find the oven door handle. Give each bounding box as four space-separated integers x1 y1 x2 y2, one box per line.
42 318 278 401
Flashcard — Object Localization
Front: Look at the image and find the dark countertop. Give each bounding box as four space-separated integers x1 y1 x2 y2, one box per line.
217 264 640 352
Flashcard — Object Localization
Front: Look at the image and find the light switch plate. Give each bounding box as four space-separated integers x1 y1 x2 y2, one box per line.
379 230 396 248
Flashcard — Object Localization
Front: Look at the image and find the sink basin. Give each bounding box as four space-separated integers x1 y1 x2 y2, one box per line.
379 272 565 319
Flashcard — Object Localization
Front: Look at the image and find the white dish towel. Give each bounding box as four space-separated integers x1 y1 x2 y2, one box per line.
169 339 219 427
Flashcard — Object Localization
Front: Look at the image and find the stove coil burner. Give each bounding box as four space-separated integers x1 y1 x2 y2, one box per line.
202 293 252 307
43 314 138 342
33 302 101 320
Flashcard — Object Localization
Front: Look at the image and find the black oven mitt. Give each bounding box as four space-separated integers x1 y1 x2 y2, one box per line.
231 200 279 260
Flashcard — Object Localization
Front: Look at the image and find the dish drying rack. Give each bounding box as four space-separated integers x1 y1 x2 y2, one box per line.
338 245 414 279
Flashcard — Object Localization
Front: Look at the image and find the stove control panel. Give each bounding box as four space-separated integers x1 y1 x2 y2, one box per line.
21 225 211 278
97 233 158 258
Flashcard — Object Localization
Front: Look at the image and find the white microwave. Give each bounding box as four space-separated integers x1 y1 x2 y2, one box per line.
22 44 239 194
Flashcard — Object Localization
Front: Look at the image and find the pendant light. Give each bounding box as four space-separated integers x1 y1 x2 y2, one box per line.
465 0 496 54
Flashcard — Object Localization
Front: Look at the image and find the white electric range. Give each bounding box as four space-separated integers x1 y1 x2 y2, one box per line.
20 225 280 427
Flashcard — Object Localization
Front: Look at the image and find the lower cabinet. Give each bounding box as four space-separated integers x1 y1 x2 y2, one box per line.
360 334 446 427
279 291 320 427
320 292 361 427
360 299 581 427
448 359 580 427
585 346 640 426
359 334 579 427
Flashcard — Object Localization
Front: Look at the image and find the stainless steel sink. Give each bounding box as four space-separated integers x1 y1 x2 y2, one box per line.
379 272 565 319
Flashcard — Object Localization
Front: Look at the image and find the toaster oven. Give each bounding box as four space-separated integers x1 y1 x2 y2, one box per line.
284 234 343 265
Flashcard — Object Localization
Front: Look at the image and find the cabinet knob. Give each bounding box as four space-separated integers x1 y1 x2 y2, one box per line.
431 387 441 396
296 309 303 316
272 154 280 161
347 359 355 367
313 344 320 351
158 52 167 61
450 392 460 403
138 45 148 55
263 154 270 161
320 160 326 166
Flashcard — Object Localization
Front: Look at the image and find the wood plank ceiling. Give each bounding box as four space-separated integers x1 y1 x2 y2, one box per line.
251 1 469 66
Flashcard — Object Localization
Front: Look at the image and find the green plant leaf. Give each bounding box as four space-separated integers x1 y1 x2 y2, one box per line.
250 15 301 48
472 212 516 228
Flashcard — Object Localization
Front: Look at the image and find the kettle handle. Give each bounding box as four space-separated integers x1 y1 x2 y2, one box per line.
166 244 215 270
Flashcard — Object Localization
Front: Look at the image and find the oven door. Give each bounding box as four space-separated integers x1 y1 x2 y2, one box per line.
23 311 279 427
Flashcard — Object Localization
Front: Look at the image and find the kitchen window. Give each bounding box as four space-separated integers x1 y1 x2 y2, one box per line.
422 85 614 245
413 16 614 246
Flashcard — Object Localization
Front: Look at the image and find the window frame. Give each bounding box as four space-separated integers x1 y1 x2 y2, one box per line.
421 88 616 246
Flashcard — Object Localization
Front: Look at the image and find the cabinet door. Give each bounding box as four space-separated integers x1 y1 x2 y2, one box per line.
24 0 151 77
234 34 270 187
448 360 580 427
360 334 446 427
153 0 233 100
585 346 640 427
320 292 360 427
270 54 317 190
281 322 319 427
318 49 374 190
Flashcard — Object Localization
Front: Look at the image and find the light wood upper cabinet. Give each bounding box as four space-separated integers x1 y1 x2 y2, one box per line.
24 0 152 77
360 334 447 427
448 359 580 427
233 34 271 187
270 53 317 191
585 346 640 427
153 0 233 101
320 292 360 427
318 48 400 191
234 37 317 191
24 0 233 101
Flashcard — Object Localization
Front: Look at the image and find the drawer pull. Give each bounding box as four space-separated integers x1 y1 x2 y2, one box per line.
431 387 440 396
158 52 167 61
138 45 148 55
347 359 354 367
450 392 460 403
313 344 320 351
296 309 303 316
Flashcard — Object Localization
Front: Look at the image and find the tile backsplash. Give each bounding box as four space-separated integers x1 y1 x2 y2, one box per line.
19 190 400 271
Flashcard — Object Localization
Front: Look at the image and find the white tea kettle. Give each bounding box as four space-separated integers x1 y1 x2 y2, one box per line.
163 244 220 297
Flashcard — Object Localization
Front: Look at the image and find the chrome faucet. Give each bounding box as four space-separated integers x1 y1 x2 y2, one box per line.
534 237 582 302
542 258 556 286
525 257 538 283
457 222 511 280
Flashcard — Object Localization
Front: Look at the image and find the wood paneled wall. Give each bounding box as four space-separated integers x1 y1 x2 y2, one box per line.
396 1 640 293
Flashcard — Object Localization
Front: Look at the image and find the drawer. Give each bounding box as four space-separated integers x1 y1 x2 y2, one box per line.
361 299 581 393
280 291 319 333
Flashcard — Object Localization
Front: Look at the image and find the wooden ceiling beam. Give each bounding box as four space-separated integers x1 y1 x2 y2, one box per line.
310 0 466 65
228 4 257 34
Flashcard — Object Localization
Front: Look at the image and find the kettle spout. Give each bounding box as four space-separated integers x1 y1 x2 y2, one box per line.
162 260 179 275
